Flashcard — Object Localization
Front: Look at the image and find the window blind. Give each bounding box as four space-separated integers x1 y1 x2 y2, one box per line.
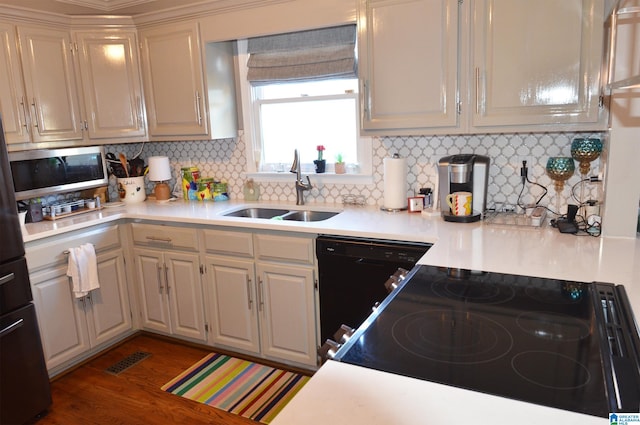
246 24 357 83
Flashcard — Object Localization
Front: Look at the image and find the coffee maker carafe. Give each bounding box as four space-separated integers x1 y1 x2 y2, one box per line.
438 154 490 222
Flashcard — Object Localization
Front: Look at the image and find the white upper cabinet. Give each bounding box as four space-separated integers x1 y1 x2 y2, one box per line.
0 22 30 145
74 30 146 140
471 0 605 129
16 25 84 143
358 0 606 135
139 21 237 140
359 0 460 133
140 22 209 139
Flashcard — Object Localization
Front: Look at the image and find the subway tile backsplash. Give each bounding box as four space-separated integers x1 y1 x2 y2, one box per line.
104 131 604 214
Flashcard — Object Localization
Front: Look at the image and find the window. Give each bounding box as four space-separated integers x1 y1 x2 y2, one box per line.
236 26 372 178
255 78 364 173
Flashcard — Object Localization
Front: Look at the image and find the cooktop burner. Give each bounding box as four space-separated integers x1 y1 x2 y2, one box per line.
516 311 591 342
392 309 513 364
335 265 617 417
431 275 516 304
511 351 593 390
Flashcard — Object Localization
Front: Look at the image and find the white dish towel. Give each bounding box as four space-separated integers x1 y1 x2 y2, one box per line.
66 243 100 298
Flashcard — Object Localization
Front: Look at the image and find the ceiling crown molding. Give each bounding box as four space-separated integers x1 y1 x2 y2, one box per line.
0 0 295 24
54 0 156 12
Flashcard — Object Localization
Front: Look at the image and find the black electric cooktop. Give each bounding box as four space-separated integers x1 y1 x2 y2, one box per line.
334 265 640 418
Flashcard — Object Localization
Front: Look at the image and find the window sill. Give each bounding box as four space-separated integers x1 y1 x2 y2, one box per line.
246 172 374 185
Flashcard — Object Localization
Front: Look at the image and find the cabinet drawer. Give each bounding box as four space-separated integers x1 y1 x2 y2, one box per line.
131 223 198 251
255 234 314 265
26 224 121 271
202 229 253 257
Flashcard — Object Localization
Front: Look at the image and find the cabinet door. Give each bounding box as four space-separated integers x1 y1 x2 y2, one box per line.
87 248 132 347
205 256 260 353
0 22 30 145
139 22 208 138
165 251 206 341
133 248 171 334
75 30 145 140
256 263 317 367
30 265 90 371
359 0 460 132
472 0 604 128
16 25 84 142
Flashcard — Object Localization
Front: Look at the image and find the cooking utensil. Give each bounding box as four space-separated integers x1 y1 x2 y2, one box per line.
129 157 145 177
119 153 129 178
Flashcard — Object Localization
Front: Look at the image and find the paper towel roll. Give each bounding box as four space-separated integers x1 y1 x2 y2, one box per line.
383 156 407 210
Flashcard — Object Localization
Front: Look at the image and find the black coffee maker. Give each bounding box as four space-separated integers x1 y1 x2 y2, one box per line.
438 154 490 222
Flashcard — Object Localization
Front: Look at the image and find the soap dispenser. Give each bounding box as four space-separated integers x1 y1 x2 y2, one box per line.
243 179 260 201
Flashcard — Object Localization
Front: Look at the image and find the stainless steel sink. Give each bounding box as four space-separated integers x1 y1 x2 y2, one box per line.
281 210 340 222
224 207 290 219
223 207 340 222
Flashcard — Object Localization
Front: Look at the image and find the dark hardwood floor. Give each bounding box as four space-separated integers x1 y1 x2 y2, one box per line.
36 334 304 425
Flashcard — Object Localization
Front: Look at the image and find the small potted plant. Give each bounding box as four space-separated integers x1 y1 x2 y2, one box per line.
334 153 346 174
314 145 326 173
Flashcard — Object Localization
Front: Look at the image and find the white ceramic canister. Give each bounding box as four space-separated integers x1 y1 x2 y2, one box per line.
118 177 146 204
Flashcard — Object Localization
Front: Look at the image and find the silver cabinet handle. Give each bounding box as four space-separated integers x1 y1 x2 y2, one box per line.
363 80 371 121
0 318 24 338
475 67 480 115
164 264 169 293
195 91 202 126
146 236 172 243
257 277 264 311
136 96 143 130
246 277 253 310
63 244 95 255
31 98 41 131
157 265 164 292
0 272 15 286
19 96 28 128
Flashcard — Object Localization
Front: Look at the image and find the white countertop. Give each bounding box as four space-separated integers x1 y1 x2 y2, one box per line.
22 199 640 310
21 199 638 424
271 361 609 425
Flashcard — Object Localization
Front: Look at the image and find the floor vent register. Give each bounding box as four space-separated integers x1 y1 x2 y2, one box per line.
105 351 151 375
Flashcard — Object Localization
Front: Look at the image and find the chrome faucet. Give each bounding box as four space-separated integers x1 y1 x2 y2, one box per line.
290 149 312 205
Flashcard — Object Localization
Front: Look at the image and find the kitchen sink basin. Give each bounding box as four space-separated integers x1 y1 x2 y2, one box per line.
223 207 290 219
223 207 341 222
281 210 340 222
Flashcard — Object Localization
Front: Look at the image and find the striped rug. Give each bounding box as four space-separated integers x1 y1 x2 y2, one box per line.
161 353 310 424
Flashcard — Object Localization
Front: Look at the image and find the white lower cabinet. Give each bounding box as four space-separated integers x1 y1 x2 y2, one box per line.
30 265 90 371
134 248 206 341
131 223 206 342
206 256 260 353
90 249 132 346
27 225 132 374
255 262 316 365
203 229 318 368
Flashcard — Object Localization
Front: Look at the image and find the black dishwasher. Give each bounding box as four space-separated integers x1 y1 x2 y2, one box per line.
316 235 431 343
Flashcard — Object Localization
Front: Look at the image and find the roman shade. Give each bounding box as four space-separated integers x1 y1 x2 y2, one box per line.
246 24 357 83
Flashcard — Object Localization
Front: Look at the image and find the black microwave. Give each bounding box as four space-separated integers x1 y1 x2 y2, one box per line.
8 146 108 201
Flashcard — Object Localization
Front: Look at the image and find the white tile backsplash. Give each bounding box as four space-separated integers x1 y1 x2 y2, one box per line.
105 131 604 215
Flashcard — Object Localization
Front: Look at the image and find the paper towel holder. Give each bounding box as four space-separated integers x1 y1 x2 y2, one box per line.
381 153 408 212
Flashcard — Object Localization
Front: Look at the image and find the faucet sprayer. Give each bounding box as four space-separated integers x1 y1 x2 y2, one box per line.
290 149 312 205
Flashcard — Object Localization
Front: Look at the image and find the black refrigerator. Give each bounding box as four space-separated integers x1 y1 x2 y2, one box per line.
0 117 51 424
